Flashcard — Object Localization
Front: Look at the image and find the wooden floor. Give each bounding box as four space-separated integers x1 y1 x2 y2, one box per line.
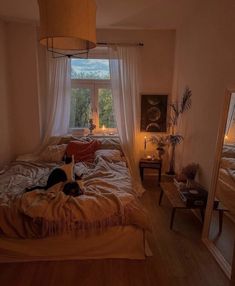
0 175 229 286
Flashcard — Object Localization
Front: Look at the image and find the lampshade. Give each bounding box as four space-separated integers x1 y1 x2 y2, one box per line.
38 0 96 56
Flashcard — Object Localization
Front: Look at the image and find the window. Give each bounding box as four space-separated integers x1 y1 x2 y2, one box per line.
70 57 116 130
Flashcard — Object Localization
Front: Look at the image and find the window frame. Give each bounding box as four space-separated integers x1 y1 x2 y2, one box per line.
71 78 116 132
70 50 117 133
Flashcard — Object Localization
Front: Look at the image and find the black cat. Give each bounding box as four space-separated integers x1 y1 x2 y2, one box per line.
25 167 83 197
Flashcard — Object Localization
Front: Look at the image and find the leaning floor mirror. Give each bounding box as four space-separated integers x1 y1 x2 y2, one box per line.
203 89 235 279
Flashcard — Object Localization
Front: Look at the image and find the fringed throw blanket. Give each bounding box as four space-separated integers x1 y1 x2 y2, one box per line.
0 158 149 238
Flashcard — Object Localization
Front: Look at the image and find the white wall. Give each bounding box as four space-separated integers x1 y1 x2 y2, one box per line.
97 29 175 95
174 0 235 188
0 20 12 166
6 21 41 157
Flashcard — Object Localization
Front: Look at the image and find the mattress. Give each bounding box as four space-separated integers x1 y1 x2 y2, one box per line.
0 226 152 263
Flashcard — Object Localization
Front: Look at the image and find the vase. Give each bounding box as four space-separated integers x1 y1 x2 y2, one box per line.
157 147 165 160
88 119 96 135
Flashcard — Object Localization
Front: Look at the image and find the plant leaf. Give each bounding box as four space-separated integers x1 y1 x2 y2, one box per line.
167 134 184 146
169 101 180 126
180 86 192 113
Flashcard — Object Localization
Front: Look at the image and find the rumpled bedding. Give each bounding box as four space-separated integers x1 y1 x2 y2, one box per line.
0 157 149 238
216 156 235 221
0 161 59 204
219 157 235 186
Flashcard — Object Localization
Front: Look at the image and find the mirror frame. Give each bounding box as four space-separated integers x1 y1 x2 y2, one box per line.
202 88 235 279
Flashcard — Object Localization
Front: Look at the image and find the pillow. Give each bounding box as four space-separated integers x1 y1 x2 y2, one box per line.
40 144 67 162
95 149 122 162
59 135 91 145
96 137 122 151
66 140 100 162
58 135 75 145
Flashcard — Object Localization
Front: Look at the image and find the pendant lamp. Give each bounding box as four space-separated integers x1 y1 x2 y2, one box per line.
38 0 96 58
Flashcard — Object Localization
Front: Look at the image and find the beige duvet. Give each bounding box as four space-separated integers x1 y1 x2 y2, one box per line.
0 157 149 238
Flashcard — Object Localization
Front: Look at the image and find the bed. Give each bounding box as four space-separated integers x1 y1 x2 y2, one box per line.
0 136 151 262
216 144 235 223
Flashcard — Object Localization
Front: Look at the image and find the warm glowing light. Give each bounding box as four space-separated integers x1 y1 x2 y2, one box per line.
144 136 147 150
225 135 229 140
102 125 106 131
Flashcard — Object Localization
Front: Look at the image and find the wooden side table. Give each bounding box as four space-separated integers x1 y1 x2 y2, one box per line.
159 182 197 229
139 158 162 183
159 182 228 232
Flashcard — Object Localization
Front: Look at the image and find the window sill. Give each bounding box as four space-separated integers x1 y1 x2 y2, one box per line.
87 134 119 138
69 128 118 137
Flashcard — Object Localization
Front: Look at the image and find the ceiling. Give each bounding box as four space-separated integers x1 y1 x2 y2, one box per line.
0 0 199 29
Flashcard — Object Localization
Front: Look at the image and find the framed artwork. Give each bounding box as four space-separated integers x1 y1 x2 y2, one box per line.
140 94 168 132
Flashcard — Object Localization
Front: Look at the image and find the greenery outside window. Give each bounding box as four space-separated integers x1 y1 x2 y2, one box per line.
70 58 116 131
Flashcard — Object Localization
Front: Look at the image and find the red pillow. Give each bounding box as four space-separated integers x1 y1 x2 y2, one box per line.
66 140 101 162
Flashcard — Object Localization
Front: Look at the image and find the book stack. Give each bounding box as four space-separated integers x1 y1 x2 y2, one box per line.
178 185 208 208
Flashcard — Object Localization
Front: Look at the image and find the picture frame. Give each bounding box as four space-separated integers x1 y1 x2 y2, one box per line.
140 94 168 132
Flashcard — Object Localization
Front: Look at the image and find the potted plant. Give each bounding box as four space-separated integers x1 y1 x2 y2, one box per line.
149 135 167 160
182 163 199 187
167 86 192 175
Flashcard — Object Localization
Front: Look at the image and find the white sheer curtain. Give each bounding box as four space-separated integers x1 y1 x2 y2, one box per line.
109 46 145 196
16 54 71 161
42 54 71 144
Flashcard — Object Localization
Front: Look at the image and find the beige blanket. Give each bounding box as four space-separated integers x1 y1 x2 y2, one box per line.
0 158 149 238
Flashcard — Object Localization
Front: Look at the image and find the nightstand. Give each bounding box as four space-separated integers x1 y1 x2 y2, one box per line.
139 158 162 183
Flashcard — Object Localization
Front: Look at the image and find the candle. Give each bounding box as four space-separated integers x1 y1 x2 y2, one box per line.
144 136 147 150
102 125 106 131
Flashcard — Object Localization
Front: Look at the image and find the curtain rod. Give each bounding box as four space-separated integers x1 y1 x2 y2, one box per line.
97 42 144 47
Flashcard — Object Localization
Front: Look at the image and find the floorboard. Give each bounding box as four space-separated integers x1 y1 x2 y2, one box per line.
0 175 229 286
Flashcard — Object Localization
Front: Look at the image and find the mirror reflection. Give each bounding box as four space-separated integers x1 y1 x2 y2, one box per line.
209 92 235 265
